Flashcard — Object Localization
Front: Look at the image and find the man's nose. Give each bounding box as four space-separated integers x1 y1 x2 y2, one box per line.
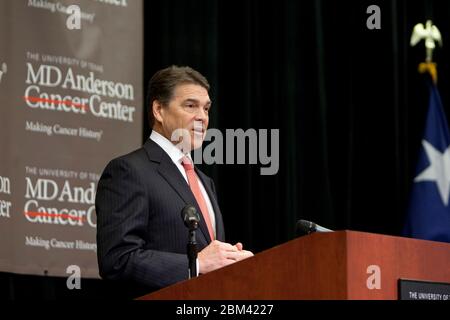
195 108 208 120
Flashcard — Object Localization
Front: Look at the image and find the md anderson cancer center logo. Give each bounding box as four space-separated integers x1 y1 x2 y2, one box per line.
0 175 12 219
23 63 137 123
24 177 97 228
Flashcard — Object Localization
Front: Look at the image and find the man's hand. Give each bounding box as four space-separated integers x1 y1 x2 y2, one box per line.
198 240 254 274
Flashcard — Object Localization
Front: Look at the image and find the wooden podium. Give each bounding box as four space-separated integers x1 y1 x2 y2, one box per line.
138 231 450 300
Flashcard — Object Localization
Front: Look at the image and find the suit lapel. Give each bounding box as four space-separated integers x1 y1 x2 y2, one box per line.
143 139 212 244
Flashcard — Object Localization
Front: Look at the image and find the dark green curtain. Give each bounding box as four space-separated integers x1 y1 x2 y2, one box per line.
4 0 450 299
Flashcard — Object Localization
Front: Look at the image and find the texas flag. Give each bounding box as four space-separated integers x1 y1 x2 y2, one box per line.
403 82 450 243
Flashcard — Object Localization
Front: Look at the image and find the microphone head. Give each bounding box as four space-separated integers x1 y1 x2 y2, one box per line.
296 219 316 235
182 205 200 230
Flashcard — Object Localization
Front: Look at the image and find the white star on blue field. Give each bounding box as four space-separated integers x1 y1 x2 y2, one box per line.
414 140 450 206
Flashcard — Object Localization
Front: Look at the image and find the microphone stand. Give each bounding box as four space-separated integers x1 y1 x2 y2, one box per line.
187 228 198 279
182 204 200 279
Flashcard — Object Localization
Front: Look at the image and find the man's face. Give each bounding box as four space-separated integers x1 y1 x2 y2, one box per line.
155 83 211 151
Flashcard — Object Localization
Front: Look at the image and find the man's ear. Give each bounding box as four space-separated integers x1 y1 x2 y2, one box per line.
152 100 164 124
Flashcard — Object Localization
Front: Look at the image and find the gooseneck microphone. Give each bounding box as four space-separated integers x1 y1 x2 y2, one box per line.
181 205 200 279
296 219 333 235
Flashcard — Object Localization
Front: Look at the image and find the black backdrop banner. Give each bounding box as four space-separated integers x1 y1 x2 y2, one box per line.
0 0 143 278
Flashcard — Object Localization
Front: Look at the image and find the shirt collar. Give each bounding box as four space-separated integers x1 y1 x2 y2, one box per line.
149 130 192 165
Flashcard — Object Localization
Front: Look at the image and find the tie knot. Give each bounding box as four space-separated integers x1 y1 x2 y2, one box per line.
181 156 194 170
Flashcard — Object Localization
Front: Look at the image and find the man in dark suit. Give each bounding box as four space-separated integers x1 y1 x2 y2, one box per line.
95 66 253 297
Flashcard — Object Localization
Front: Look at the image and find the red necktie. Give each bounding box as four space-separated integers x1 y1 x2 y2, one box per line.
181 156 215 240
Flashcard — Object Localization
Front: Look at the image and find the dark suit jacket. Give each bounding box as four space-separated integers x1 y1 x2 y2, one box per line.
95 139 225 297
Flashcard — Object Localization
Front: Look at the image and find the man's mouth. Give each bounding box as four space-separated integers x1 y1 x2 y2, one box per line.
192 128 204 134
